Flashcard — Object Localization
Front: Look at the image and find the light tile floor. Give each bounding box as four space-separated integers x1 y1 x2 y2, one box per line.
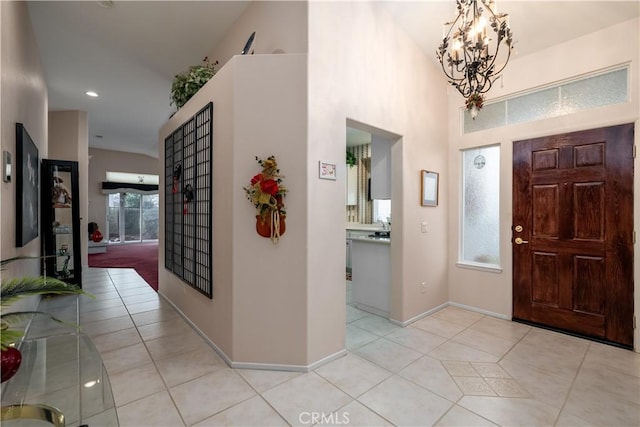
26 268 640 426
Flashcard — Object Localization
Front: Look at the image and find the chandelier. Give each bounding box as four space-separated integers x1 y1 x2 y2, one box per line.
436 0 514 119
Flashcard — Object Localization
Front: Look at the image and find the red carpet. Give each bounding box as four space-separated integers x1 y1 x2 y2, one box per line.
88 242 158 291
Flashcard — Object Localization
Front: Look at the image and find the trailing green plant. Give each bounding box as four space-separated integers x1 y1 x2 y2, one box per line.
170 56 219 109
346 150 356 168
1 256 92 349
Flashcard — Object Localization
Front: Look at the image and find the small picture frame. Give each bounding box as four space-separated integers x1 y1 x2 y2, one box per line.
319 161 337 180
421 170 439 207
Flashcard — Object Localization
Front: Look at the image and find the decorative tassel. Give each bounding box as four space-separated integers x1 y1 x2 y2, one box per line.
270 209 281 244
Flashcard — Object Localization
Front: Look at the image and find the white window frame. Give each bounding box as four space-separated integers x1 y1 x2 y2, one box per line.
457 144 502 273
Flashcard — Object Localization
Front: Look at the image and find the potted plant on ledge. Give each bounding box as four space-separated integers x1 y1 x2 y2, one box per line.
170 56 219 110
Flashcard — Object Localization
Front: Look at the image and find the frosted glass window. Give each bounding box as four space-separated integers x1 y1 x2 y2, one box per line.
463 101 506 133
463 67 628 133
508 87 559 125
561 68 628 113
461 145 500 266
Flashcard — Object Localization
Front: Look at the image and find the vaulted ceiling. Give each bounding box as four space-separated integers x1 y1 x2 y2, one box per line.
27 1 639 158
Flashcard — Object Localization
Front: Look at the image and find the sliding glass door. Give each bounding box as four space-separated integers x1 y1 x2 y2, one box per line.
107 193 158 243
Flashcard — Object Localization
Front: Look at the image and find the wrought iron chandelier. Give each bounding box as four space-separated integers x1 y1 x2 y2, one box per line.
436 0 514 119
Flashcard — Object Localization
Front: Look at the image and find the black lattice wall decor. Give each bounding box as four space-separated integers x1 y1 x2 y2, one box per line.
164 103 213 298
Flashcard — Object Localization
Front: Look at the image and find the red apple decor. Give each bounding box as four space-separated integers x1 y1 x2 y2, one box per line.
1 346 22 382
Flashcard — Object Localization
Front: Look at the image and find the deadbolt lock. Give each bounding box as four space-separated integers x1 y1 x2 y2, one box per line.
514 225 523 233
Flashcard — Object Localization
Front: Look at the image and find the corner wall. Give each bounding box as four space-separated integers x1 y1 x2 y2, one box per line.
308 1 450 362
159 54 309 366
48 110 89 267
446 18 640 351
0 1 48 276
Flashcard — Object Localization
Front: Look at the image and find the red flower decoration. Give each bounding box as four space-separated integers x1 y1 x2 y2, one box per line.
260 179 279 196
244 155 287 222
250 174 263 185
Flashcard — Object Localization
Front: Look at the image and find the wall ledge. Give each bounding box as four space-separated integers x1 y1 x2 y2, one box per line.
455 261 503 274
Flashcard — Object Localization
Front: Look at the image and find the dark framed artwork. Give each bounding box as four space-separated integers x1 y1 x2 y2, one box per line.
16 123 39 247
420 170 439 207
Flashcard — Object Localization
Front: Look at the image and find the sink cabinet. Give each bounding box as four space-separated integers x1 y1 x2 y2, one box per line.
350 237 390 317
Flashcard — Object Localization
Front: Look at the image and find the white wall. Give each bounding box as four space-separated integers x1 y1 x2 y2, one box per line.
446 18 640 350
48 110 89 267
0 1 49 312
308 1 450 361
207 1 307 69
157 0 316 368
159 54 310 366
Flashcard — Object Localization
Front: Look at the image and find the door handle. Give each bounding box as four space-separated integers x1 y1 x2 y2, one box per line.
514 237 529 245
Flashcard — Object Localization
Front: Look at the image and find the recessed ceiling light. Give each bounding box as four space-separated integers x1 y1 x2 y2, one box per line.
86 91 99 97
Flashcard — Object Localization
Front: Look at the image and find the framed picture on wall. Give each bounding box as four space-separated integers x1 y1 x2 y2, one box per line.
16 123 39 247
319 161 337 180
421 170 438 207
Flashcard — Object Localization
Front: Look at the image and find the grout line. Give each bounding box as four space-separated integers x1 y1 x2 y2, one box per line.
85 269 189 426
551 341 591 426
232 370 294 427
82 268 631 426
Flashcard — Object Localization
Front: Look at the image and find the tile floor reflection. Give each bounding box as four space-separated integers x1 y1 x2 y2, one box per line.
25 268 640 426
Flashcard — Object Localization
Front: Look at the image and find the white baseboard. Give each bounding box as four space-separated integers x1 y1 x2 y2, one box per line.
448 301 510 320
159 292 512 371
158 292 348 372
353 303 388 318
389 302 449 327
232 349 348 372
389 301 509 327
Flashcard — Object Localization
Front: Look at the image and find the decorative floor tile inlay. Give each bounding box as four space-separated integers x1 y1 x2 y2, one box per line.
471 362 512 379
484 378 531 398
453 376 497 396
448 362 530 398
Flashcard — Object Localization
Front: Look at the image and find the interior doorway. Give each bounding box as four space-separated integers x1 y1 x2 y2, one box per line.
512 123 634 348
345 119 400 329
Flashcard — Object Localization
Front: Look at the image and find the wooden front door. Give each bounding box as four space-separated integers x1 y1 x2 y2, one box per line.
513 124 634 348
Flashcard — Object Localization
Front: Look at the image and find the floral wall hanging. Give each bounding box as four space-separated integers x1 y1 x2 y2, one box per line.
244 156 287 244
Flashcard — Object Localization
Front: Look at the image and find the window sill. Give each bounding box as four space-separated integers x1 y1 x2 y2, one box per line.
456 261 503 274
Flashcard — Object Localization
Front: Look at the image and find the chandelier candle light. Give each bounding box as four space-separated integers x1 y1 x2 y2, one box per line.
437 0 514 119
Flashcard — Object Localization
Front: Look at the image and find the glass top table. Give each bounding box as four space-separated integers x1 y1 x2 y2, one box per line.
1 333 118 426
